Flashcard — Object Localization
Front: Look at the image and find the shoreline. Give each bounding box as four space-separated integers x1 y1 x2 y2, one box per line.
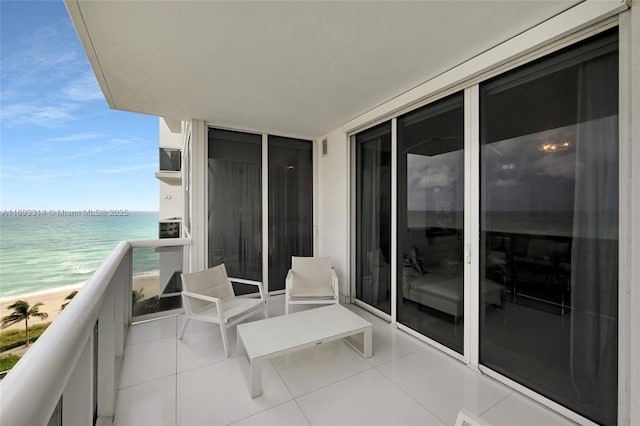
1 275 160 332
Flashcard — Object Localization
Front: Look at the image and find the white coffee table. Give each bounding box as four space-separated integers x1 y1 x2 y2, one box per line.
236 304 372 397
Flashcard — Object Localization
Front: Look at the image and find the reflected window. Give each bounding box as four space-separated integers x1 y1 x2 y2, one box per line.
397 93 465 354
480 29 618 425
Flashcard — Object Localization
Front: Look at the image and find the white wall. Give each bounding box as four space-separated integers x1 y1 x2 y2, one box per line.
158 183 181 220
159 117 183 148
157 118 183 221
316 128 350 302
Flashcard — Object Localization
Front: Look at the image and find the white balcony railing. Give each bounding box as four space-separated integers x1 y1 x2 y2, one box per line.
0 238 190 426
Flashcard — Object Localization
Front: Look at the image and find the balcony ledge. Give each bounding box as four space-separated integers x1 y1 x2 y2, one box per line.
155 171 182 185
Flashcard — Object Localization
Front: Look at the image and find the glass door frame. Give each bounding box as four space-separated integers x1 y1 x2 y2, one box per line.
205 125 316 294
347 19 630 424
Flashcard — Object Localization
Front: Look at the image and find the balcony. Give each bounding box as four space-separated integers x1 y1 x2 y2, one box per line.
0 240 574 426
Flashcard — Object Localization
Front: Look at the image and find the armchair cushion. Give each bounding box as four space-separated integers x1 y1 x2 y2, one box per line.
288 270 336 299
289 256 333 296
184 265 234 299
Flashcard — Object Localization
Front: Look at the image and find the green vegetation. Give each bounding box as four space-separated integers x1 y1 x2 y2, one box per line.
0 354 21 372
132 289 160 316
1 300 49 346
0 323 51 352
61 290 78 310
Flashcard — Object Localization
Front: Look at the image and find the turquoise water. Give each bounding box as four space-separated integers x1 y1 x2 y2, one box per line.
0 212 159 298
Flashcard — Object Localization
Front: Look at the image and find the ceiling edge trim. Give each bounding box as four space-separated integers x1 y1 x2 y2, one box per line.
64 0 117 110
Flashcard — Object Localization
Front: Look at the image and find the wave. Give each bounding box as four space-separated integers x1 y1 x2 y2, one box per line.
72 266 96 275
0 282 86 303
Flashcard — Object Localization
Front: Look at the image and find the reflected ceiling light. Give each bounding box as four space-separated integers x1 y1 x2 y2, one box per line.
540 140 572 153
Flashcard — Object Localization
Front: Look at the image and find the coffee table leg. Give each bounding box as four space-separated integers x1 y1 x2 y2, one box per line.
250 359 262 398
237 333 245 357
363 326 372 358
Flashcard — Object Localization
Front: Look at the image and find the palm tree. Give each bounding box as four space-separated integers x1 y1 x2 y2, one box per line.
1 300 49 347
60 290 78 310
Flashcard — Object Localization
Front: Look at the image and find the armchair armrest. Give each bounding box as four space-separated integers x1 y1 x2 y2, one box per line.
228 277 261 286
228 277 266 302
331 269 339 299
182 291 222 304
182 290 226 321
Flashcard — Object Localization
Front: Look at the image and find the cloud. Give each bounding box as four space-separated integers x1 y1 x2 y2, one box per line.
101 163 157 174
416 165 455 189
1 25 82 91
1 22 103 128
47 132 105 142
62 73 104 102
0 102 76 127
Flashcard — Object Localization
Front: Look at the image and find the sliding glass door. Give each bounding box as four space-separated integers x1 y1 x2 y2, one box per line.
479 29 618 425
208 129 314 294
397 93 465 354
350 26 620 426
355 122 391 314
268 136 313 291
208 129 262 292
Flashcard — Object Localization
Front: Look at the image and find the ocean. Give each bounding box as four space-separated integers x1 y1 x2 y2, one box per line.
0 212 159 299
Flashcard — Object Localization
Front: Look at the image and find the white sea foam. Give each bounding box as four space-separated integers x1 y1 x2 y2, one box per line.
0 283 86 303
72 266 96 275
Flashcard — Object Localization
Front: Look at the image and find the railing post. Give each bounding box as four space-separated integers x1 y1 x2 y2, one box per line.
62 335 94 425
114 255 130 357
96 286 115 422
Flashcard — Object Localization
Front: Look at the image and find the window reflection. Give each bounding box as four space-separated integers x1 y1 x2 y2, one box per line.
398 93 465 354
480 29 618 426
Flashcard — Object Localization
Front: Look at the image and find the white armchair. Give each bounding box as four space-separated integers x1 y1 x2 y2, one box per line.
180 264 266 357
285 256 339 314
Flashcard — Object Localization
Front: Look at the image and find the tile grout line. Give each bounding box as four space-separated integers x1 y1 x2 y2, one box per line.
477 390 512 418
281 340 376 400
270 357 313 426
372 354 448 426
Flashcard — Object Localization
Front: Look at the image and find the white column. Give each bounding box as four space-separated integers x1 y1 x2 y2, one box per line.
189 119 208 272
390 118 398 326
620 5 640 425
465 86 480 369
262 134 269 291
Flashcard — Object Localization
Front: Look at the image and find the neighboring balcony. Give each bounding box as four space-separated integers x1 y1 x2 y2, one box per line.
0 240 575 426
155 148 182 185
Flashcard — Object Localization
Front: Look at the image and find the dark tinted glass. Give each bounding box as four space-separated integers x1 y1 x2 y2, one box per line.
355 122 392 314
480 30 618 425
208 128 262 292
397 93 465 353
159 148 181 171
268 135 313 291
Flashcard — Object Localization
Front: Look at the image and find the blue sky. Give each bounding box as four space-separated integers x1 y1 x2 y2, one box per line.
0 1 159 211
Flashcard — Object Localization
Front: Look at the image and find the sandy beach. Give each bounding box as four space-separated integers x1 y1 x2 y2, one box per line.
0 275 160 332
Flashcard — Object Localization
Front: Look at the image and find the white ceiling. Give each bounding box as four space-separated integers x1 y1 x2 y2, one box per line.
67 1 581 139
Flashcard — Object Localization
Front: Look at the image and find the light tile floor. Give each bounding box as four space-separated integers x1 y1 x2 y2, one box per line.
113 295 577 426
